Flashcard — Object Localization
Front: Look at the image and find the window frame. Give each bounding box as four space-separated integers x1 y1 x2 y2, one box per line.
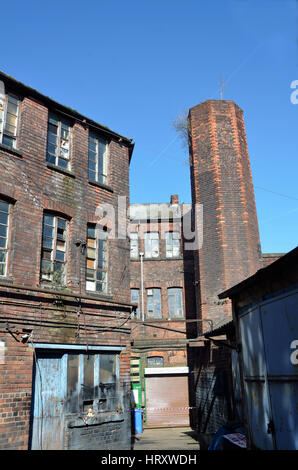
165 231 180 258
40 213 68 285
146 287 162 319
130 288 140 319
88 132 109 186
66 351 119 415
85 224 108 294
130 232 139 259
144 232 159 258
46 113 71 170
0 199 11 277
0 93 20 150
168 287 184 318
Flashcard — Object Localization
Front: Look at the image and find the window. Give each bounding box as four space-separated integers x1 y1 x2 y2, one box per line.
0 200 10 276
46 114 71 169
66 352 118 414
130 232 139 259
144 232 159 258
0 93 20 149
168 288 184 317
147 356 164 367
88 133 108 185
130 288 140 319
40 213 67 285
166 231 180 257
147 288 161 318
86 224 108 293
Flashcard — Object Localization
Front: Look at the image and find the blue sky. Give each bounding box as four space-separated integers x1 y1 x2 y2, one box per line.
1 0 297 253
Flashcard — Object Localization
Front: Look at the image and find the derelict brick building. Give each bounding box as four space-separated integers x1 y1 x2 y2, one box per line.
0 71 134 450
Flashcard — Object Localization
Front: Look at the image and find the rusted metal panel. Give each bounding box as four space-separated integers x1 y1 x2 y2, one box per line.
145 374 190 427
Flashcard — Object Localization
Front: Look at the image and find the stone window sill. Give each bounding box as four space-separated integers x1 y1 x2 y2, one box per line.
47 163 76 178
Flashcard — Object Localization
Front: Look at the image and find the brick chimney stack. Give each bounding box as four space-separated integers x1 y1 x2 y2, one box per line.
170 194 179 205
188 100 262 328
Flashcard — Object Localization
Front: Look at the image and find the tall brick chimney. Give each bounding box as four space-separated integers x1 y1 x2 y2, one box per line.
188 100 262 328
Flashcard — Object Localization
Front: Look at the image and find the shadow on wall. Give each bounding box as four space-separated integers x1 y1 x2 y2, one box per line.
193 343 236 449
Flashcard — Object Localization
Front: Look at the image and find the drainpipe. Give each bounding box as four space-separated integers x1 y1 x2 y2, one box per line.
140 252 144 322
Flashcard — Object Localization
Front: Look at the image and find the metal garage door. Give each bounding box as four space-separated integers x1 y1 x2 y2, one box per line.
145 370 190 427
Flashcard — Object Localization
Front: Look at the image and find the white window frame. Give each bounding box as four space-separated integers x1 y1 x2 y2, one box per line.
166 231 180 258
146 288 162 318
86 225 108 294
0 93 20 150
168 287 184 318
40 213 68 285
46 114 71 170
0 199 10 277
88 132 109 185
144 232 159 258
130 232 139 259
131 288 140 319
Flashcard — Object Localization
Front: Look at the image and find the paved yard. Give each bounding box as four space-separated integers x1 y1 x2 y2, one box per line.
132 426 200 450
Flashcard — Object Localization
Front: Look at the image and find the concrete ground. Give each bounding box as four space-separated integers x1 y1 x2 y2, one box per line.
132 426 200 450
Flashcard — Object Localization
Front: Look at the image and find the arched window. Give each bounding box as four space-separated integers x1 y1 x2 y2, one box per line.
168 287 184 317
147 356 164 367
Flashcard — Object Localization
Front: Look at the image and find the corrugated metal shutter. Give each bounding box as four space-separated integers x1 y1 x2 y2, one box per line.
145 374 189 427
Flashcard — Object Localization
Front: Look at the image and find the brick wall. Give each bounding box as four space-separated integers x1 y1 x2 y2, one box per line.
192 343 235 444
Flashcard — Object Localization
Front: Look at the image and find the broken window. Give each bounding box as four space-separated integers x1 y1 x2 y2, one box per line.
0 92 20 149
146 288 161 318
130 232 139 259
66 352 118 415
144 232 159 258
166 231 180 257
88 133 108 185
0 200 10 276
40 213 67 285
168 287 184 317
130 288 140 319
46 114 71 169
85 224 108 293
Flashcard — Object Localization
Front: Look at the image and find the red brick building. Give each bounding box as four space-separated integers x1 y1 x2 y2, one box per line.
0 71 134 450
129 196 197 427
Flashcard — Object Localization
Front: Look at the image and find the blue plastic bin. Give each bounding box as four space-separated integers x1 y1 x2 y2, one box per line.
134 408 144 434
